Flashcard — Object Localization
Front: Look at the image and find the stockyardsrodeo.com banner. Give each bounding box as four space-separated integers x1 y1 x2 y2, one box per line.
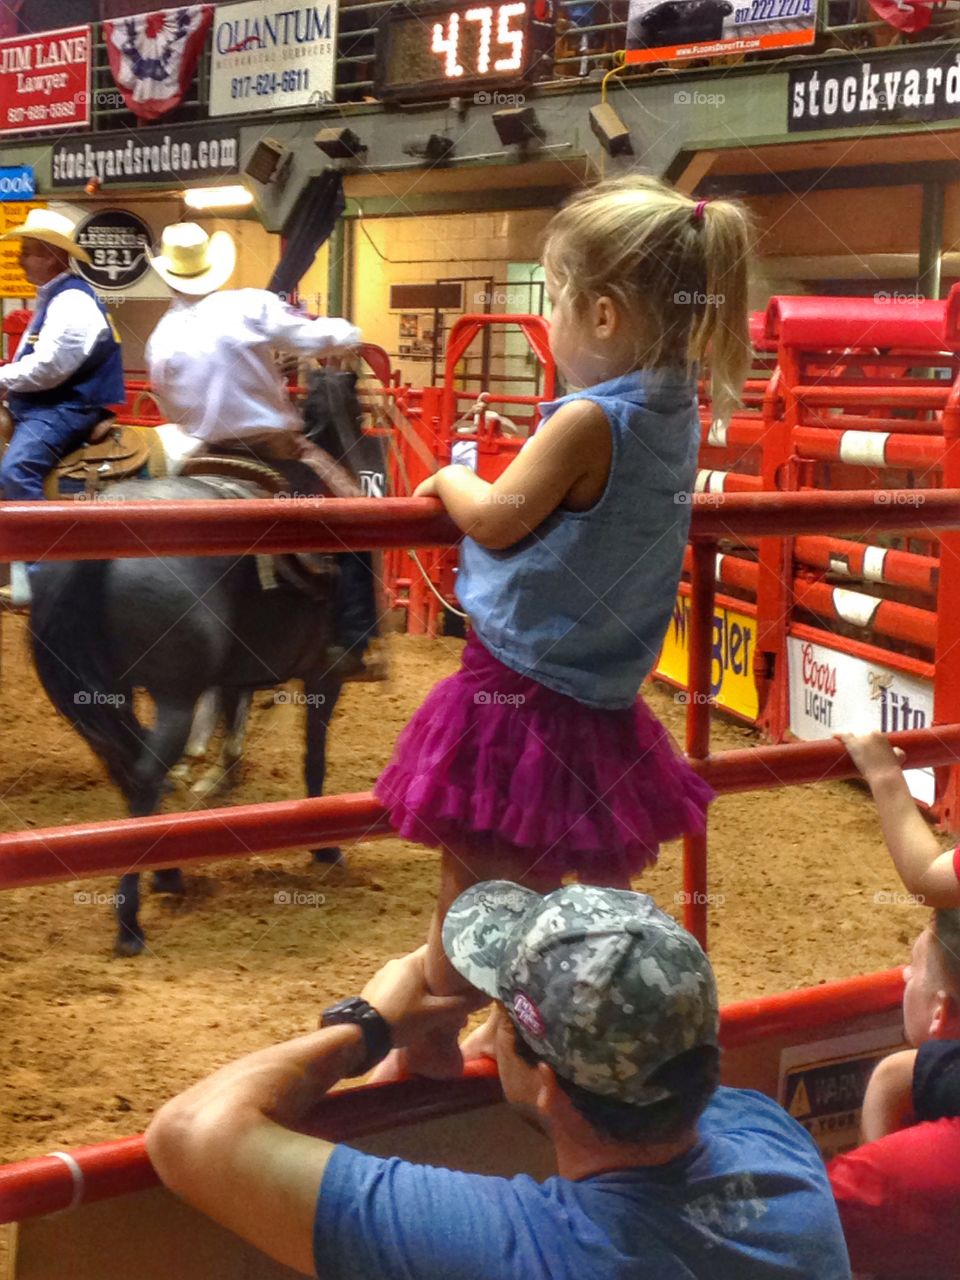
51 122 240 188
789 48 960 131
624 0 815 64
208 0 338 117
0 24 91 135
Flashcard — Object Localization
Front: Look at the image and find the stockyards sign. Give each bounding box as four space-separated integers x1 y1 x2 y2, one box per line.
208 1 338 117
0 24 91 135
624 0 815 65
789 48 960 131
51 122 240 189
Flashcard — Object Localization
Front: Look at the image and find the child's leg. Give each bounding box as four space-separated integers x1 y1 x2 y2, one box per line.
369 843 559 1082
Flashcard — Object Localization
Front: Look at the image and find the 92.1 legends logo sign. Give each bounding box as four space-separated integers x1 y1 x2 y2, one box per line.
789 49 960 131
74 211 152 291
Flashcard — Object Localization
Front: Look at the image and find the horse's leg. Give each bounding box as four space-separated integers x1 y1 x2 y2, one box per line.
170 688 222 784
190 687 252 802
304 675 344 866
116 700 196 957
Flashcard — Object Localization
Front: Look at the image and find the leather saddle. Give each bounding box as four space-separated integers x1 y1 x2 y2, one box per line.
45 422 154 496
179 453 335 601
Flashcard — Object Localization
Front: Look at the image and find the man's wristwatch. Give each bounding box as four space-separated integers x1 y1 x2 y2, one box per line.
320 997 392 1075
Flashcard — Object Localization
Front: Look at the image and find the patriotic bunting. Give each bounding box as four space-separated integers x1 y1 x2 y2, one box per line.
103 5 213 121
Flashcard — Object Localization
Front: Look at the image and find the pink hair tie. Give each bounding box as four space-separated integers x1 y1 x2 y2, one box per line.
693 199 709 222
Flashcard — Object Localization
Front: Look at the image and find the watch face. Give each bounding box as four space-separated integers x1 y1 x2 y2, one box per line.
375 1 541 102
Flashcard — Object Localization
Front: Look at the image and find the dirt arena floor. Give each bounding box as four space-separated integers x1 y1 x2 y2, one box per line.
0 617 931 1163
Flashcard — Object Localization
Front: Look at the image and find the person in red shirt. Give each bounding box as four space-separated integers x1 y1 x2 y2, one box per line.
826 736 960 1280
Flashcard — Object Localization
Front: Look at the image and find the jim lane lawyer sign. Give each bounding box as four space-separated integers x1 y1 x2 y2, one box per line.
789 49 960 131
0 25 91 135
209 1 338 116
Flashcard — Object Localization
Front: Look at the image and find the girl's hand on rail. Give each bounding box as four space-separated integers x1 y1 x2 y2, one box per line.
837 732 906 781
413 474 440 499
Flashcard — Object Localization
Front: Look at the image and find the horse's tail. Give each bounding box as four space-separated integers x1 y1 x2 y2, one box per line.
29 560 145 801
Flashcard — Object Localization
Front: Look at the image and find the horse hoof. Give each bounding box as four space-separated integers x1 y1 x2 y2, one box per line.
151 869 185 895
312 847 344 867
114 930 145 958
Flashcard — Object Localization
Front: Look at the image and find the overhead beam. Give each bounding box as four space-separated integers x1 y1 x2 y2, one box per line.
698 159 960 198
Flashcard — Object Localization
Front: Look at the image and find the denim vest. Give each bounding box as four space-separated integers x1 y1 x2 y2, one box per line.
456 368 700 709
8 275 125 415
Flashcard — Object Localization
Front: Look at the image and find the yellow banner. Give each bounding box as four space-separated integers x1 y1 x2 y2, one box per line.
0 201 45 299
654 593 759 721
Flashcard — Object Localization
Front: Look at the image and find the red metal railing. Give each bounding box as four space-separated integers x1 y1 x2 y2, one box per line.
0 489 951 1226
0 967 906 1225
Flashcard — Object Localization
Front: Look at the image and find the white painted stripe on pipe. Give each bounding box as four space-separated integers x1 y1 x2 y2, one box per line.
862 545 888 583
838 431 889 467
832 587 882 628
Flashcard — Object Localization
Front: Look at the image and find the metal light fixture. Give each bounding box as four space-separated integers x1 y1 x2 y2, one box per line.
492 107 545 147
402 134 455 164
243 138 291 185
314 126 367 160
589 103 633 157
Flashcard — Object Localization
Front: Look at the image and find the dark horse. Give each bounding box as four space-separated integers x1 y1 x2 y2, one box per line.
28 371 382 956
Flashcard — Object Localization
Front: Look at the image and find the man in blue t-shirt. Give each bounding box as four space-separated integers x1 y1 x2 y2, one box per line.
147 882 852 1278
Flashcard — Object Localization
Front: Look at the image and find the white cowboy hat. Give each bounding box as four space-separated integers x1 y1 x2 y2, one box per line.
147 222 236 296
0 208 92 264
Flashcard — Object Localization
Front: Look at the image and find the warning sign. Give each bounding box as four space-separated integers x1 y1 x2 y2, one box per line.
0 200 45 298
779 1025 905 1161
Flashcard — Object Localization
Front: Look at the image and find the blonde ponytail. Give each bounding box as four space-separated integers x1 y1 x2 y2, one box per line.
690 199 752 427
544 177 753 423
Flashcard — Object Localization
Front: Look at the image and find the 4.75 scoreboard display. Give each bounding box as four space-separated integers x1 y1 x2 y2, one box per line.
375 1 552 101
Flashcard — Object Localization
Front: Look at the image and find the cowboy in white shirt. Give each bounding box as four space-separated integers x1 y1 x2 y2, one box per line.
146 223 361 497
146 223 378 677
0 209 125 604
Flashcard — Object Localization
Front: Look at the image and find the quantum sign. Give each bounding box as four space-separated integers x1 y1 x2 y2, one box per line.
624 0 816 65
375 1 552 102
0 24 91 135
209 1 338 116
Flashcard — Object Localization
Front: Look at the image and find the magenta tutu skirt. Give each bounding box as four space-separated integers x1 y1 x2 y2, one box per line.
374 634 713 880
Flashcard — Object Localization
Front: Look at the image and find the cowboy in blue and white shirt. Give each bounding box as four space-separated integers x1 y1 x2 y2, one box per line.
0 210 124 603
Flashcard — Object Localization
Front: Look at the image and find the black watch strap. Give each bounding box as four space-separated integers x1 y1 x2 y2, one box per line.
320 997 392 1075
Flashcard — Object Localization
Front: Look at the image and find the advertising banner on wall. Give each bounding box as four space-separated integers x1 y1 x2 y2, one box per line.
0 200 45 297
786 635 934 804
0 25 91 135
789 49 960 132
654 592 759 721
0 166 34 200
624 0 816 65
51 121 240 188
208 1 338 116
74 210 153 291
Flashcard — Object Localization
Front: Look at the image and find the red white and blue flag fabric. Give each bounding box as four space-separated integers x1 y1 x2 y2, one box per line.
867 0 942 33
103 5 214 121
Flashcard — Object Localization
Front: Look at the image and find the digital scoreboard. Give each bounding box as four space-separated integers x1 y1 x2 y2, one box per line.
375 1 552 102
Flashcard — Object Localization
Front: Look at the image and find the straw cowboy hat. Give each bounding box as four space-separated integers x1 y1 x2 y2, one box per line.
0 208 92 264
147 222 236 295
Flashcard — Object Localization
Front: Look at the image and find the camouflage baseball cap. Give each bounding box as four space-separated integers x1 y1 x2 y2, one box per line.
443 881 719 1106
